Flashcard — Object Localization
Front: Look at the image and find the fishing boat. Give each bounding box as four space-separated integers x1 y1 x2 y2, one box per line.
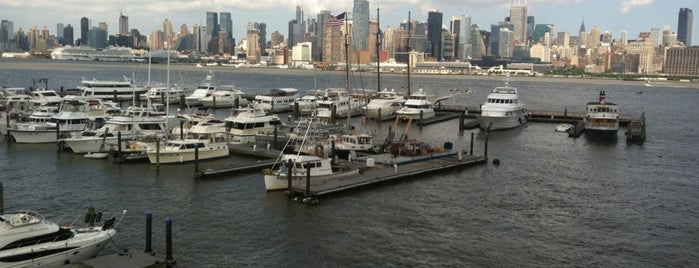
584 90 619 140
0 209 125 267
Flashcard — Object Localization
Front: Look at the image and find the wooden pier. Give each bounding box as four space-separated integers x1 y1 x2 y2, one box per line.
286 152 487 200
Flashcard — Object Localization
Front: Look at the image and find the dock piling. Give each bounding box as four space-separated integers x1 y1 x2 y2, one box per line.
305 165 311 197
156 137 160 171
194 144 199 174
165 217 175 268
179 120 184 140
1 181 4 213
145 212 153 255
286 159 293 196
470 132 474 155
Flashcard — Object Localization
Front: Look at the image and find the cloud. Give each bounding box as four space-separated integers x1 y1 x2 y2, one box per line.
619 0 653 14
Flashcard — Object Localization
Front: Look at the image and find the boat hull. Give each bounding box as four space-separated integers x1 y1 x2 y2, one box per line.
477 114 527 131
10 129 77 143
264 169 360 191
584 128 618 141
147 146 229 164
364 106 400 120
0 229 116 268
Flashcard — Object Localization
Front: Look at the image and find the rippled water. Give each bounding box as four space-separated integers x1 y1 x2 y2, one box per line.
1 59 697 267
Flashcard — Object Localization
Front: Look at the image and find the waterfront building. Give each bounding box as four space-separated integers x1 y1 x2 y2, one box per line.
677 8 693 46
314 10 332 61
627 35 655 74
664 46 699 76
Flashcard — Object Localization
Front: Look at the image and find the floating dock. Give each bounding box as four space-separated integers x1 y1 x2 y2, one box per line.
286 152 487 200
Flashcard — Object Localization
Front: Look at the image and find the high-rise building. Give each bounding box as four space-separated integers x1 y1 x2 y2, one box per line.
527 16 535 44
677 8 693 46
588 25 600 48
220 12 233 40
87 27 107 49
498 27 514 57
258 23 267 56
163 19 173 46
0 20 14 53
119 13 128 35
452 15 472 61
510 2 528 46
63 24 74 46
289 5 306 48
557 32 570 47
314 10 332 61
427 10 443 60
270 31 284 47
57 23 64 40
651 28 661 47
206 12 219 38
247 22 260 63
352 0 370 51
80 17 89 46
664 46 699 75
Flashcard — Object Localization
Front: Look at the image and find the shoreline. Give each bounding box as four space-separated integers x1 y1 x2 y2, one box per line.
1 59 697 89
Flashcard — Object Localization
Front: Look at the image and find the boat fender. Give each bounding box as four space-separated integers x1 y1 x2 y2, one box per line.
492 159 500 165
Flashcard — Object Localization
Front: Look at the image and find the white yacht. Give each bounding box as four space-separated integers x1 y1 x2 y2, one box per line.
61 106 169 153
143 85 186 104
254 88 299 112
185 72 217 106
476 79 528 131
294 89 323 114
0 209 125 267
315 88 363 119
396 88 436 120
263 154 359 191
363 88 406 120
584 90 619 140
199 86 248 108
27 89 63 111
146 122 229 164
224 103 284 144
79 76 147 101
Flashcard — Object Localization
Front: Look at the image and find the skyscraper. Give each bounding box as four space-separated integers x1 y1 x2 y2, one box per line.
427 10 443 60
63 24 74 46
119 13 128 35
314 10 332 61
258 23 267 56
80 17 89 46
452 15 472 61
57 23 64 40
289 5 306 48
352 0 370 51
220 12 233 40
163 19 173 46
206 12 219 38
510 2 528 46
677 8 693 46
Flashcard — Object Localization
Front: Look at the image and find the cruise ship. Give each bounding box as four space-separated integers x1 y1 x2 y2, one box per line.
51 46 135 62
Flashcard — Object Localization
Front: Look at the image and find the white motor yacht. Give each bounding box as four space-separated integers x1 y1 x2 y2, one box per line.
263 154 359 191
363 88 406 120
0 209 125 267
143 85 186 104
396 88 436 120
146 122 229 164
476 78 528 131
224 103 283 145
199 86 248 108
315 88 363 119
185 72 217 106
254 88 299 112
79 76 146 101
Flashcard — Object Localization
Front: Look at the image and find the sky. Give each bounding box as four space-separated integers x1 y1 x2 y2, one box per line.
1 0 697 46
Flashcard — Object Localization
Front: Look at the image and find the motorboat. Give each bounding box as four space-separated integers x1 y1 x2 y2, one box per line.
61 106 169 153
224 103 283 145
185 72 217 106
363 88 406 120
584 90 619 140
254 88 299 112
170 113 222 137
294 89 324 115
555 123 574 133
263 154 359 191
331 131 378 160
146 121 229 164
315 88 363 119
143 85 186 104
476 78 528 131
27 89 63 111
199 86 248 108
396 88 436 120
79 76 147 101
9 97 112 143
0 209 125 267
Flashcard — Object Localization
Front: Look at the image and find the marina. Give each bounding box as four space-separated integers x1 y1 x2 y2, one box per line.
0 59 697 267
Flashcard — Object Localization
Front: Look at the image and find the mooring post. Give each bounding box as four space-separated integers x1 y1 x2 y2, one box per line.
293 102 299 117
145 212 153 255
5 113 10 143
286 159 293 195
156 137 161 171
470 132 474 155
55 123 61 150
0 181 4 213
273 126 278 150
459 112 464 131
419 110 423 128
179 120 184 140
165 217 174 268
113 90 118 102
305 165 311 197
377 108 382 122
194 144 199 174
564 108 568 118
484 123 491 158
179 95 185 110
117 131 122 154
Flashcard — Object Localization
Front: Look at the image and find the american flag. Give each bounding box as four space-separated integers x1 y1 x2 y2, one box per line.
326 12 346 26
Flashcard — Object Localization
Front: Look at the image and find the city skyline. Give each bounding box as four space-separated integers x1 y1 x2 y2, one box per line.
0 0 696 46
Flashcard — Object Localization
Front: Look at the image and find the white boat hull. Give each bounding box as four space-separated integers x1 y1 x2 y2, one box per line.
264 169 360 191
62 136 124 153
396 108 435 120
10 129 77 143
477 114 527 130
0 228 116 268
199 98 248 108
147 146 229 164
364 106 400 120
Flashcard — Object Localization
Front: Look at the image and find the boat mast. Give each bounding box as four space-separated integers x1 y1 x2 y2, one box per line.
376 6 381 93
407 11 412 96
166 42 171 131
345 15 351 128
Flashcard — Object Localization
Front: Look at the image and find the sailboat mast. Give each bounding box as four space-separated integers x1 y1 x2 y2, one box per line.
407 11 412 96
376 7 381 93
345 17 351 127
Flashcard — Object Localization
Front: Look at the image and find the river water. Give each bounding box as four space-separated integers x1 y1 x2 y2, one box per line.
1 59 697 267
